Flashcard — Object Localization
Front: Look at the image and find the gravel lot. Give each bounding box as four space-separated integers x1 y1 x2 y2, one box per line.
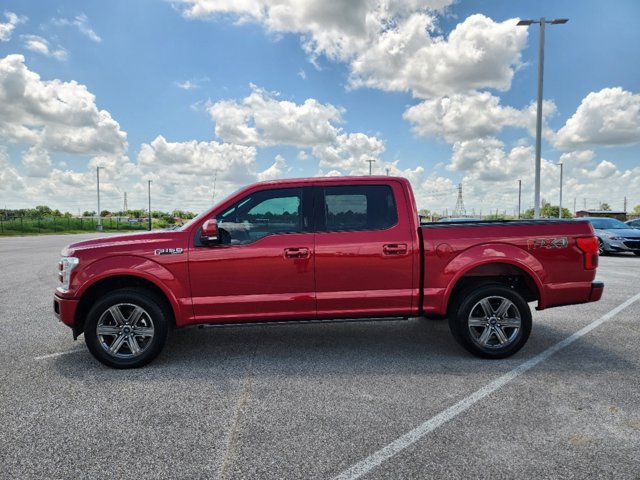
1 233 639 479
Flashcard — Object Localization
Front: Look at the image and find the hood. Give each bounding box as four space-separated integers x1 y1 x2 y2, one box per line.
61 230 185 257
596 228 640 238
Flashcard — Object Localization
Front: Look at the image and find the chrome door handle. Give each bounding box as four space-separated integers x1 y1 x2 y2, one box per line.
284 247 310 259
383 244 408 255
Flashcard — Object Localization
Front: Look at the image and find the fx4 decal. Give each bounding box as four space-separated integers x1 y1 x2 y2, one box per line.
527 237 568 250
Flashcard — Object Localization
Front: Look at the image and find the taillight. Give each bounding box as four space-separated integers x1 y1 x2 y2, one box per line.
576 236 598 270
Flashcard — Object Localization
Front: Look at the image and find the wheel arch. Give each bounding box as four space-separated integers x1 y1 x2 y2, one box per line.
74 275 177 339
446 261 543 317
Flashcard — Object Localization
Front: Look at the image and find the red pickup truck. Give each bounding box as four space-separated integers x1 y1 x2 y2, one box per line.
54 176 603 368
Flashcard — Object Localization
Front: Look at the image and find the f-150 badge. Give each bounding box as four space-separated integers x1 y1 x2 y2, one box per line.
527 237 568 250
154 248 184 255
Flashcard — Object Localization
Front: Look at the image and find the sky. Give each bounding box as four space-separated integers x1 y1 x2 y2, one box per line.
0 0 639 216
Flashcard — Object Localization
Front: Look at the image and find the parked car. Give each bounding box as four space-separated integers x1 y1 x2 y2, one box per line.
582 217 640 256
625 218 640 229
55 177 603 368
437 217 482 222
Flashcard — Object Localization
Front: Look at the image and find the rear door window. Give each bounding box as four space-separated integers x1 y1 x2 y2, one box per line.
321 185 397 232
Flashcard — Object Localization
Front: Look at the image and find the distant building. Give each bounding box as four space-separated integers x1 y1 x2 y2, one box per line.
575 210 627 221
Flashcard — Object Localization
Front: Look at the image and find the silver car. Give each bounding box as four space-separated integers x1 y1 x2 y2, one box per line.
583 217 640 256
626 218 640 229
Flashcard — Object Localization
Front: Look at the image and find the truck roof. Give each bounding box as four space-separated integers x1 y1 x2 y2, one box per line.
252 176 409 188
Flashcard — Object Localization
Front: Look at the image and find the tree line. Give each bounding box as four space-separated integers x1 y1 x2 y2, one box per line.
0 206 198 220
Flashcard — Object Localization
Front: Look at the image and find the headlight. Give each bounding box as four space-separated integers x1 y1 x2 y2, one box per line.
58 257 79 291
605 234 622 240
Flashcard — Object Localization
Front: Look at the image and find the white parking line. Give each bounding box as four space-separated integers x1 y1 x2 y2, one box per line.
34 348 85 361
333 291 640 480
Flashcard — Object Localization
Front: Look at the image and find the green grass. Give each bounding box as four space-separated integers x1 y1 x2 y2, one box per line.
0 217 150 236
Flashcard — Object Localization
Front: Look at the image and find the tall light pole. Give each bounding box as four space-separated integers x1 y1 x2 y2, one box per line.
555 162 564 218
517 179 522 219
517 17 568 219
96 166 104 231
148 180 152 231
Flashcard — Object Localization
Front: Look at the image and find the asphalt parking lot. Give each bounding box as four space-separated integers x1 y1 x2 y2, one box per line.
1 233 639 479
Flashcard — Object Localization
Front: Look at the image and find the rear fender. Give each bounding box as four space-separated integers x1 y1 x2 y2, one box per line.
442 243 546 311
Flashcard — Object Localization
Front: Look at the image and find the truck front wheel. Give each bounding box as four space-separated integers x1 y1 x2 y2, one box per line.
84 289 169 368
449 284 531 359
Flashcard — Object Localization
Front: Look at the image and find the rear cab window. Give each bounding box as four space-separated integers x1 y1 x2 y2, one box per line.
320 185 398 232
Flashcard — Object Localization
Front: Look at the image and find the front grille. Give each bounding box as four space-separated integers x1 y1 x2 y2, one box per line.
623 240 640 249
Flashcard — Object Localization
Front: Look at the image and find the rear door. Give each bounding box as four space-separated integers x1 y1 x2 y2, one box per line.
314 181 417 318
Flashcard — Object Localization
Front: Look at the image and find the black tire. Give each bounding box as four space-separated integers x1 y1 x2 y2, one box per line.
85 288 170 368
448 284 532 359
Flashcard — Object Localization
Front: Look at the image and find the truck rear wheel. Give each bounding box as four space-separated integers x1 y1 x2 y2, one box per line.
84 289 169 368
449 284 531 359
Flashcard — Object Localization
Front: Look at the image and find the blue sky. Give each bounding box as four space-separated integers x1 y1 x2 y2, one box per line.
1 0 639 215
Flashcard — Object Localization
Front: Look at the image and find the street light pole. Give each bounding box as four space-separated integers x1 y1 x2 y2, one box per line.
518 179 522 219
556 162 563 218
148 180 152 231
96 166 103 231
517 17 568 219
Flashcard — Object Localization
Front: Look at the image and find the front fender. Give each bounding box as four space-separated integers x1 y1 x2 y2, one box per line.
73 255 191 326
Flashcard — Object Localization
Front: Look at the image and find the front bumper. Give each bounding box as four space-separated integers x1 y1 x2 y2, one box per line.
603 238 640 253
53 293 79 329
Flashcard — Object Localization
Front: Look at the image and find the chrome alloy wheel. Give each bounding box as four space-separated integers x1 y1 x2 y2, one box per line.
96 303 155 359
467 295 521 349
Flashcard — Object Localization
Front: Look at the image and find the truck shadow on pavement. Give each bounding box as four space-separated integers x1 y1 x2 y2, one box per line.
51 318 632 380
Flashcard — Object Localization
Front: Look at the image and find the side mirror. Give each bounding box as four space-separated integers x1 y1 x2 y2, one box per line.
201 219 219 243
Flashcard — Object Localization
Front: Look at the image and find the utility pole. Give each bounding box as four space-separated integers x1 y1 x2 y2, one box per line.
148 180 152 231
517 17 568 219
366 158 376 176
96 166 104 231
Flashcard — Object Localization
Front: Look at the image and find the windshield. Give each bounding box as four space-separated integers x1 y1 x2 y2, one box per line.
177 210 208 231
177 187 246 231
588 217 628 229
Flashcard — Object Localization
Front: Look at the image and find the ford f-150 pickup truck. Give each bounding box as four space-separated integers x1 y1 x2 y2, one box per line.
54 176 603 368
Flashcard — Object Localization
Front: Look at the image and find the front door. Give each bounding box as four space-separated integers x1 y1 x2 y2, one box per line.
188 186 315 323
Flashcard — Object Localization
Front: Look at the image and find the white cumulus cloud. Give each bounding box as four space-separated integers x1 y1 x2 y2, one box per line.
312 132 385 174
208 84 343 147
555 87 640 149
0 54 128 156
449 137 532 182
21 145 52 177
350 14 527 97
176 3 526 98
